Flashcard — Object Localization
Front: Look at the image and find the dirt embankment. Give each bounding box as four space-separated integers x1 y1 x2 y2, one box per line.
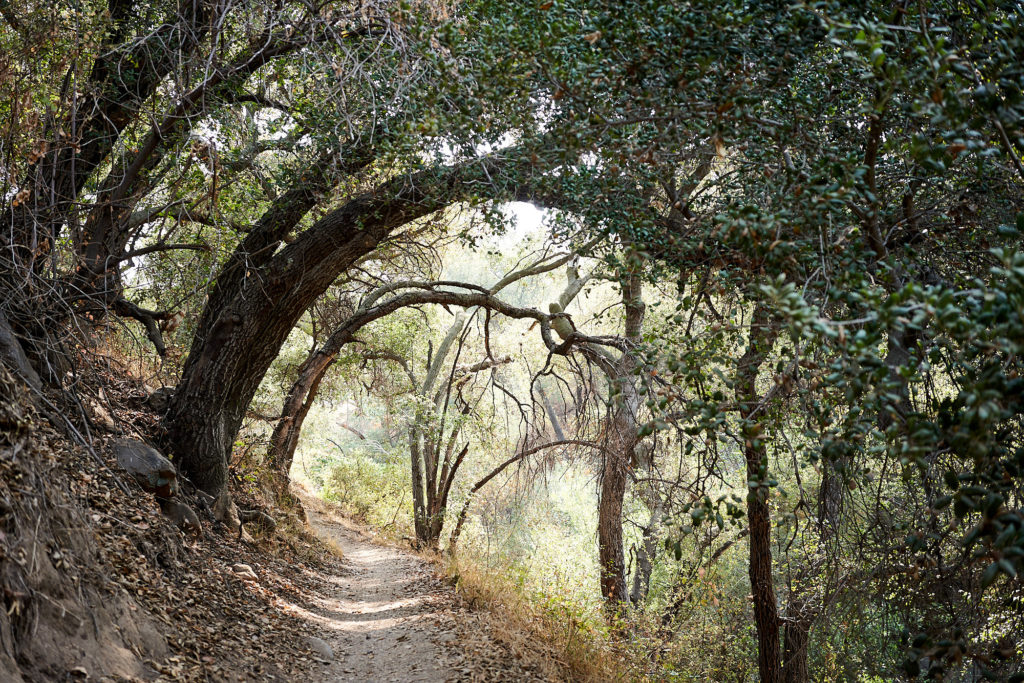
0 365 343 681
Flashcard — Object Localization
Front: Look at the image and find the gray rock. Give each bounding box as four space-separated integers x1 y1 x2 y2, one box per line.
303 636 334 662
231 563 259 581
0 310 41 391
113 439 177 498
238 508 276 532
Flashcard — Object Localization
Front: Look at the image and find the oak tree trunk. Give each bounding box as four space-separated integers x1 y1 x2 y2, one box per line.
736 303 782 683
598 426 631 604
782 596 813 683
164 174 453 493
596 265 644 606
267 355 334 496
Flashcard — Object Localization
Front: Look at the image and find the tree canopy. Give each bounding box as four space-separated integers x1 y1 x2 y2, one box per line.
2 0 1023 678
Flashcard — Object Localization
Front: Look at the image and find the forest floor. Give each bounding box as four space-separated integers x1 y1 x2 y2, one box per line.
2 343 625 683
297 493 551 682
0 358 562 683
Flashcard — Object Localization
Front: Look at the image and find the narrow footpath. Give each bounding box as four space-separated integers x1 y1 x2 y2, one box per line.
299 503 550 682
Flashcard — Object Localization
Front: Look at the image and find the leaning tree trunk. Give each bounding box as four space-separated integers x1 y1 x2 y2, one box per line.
0 1 212 261
536 382 566 440
163 162 484 494
163 145 572 495
735 303 782 683
267 353 335 496
0 2 215 376
266 312 369 494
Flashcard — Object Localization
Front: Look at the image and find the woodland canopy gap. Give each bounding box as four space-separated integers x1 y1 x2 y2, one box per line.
1 0 1023 679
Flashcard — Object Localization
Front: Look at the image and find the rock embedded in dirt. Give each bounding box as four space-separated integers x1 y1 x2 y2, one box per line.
232 563 259 582
112 439 177 498
303 636 334 662
0 311 42 391
238 508 277 532
86 398 117 432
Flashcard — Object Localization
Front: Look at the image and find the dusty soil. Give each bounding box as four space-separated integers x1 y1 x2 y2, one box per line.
298 499 551 682
303 508 458 681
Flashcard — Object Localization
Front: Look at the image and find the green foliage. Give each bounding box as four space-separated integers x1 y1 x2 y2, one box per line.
323 443 412 532
10 0 1024 677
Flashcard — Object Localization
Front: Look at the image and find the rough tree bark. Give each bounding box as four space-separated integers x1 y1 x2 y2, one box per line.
163 138 582 496
0 1 217 376
596 264 645 606
1 0 215 259
598 382 636 605
0 1 368 384
782 594 812 683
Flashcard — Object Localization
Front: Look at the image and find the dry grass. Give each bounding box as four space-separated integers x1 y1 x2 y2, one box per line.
440 554 634 682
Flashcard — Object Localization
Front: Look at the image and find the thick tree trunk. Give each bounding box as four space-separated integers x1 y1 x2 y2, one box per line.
735 303 782 683
746 456 781 683
164 153 533 494
598 429 631 604
164 194 418 492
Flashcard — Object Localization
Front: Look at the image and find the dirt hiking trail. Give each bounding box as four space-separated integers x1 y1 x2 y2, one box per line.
300 501 549 682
